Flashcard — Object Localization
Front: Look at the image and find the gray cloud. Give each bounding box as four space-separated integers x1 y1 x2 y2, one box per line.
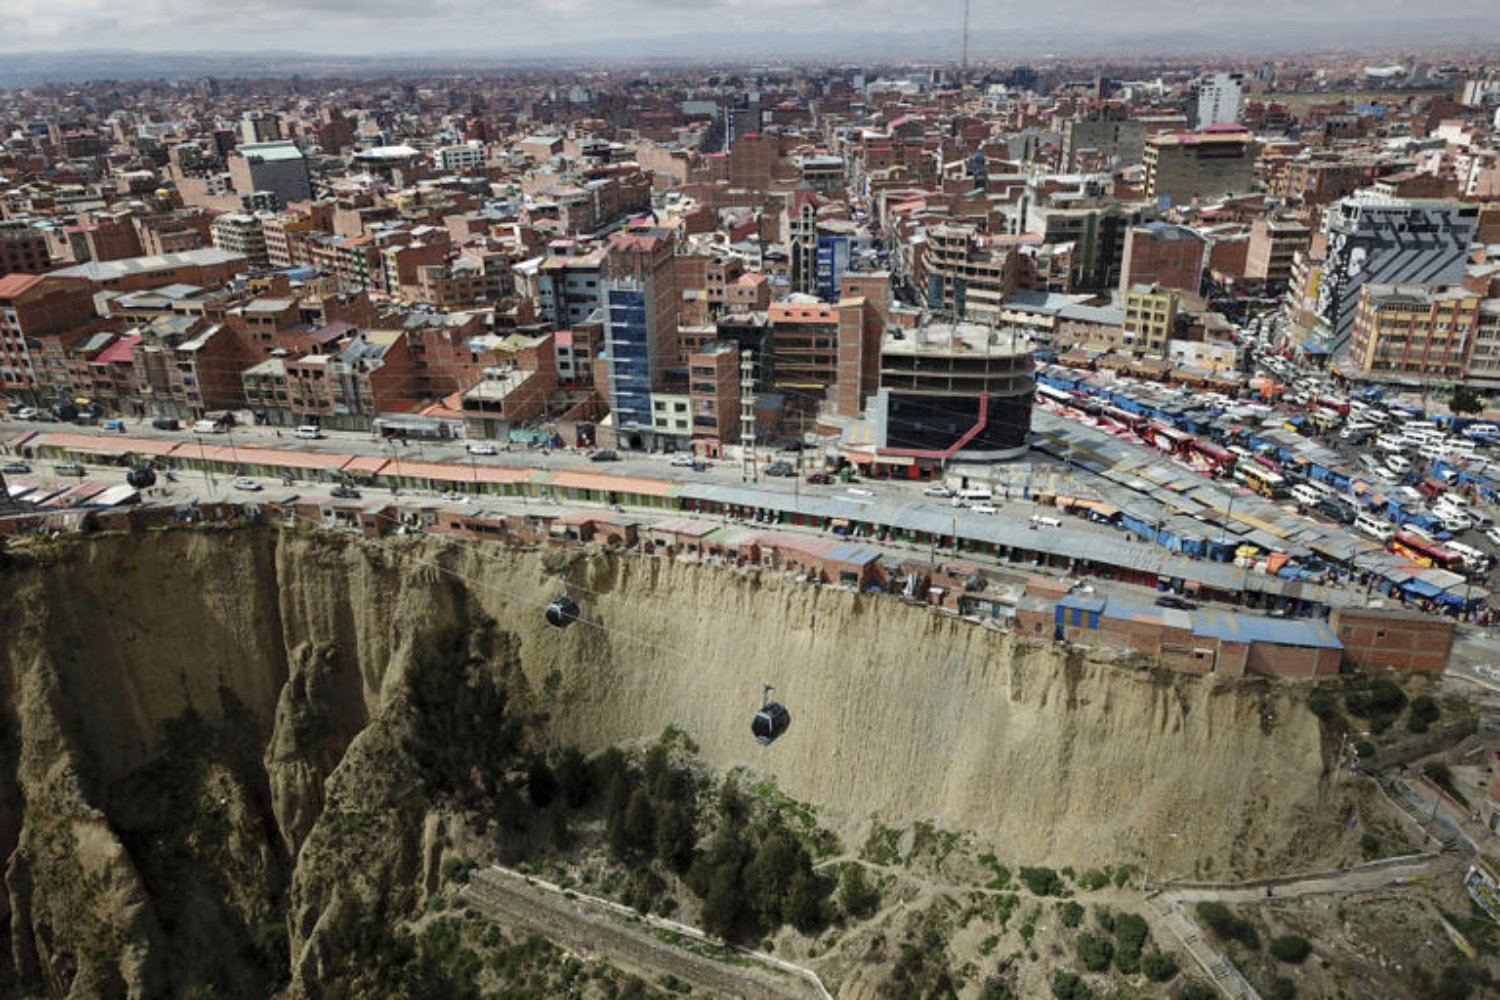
0 0 1494 54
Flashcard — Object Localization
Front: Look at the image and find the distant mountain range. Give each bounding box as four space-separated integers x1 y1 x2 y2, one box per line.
3 18 1498 88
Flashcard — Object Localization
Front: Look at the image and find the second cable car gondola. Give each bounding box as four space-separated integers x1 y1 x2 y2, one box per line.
752 684 791 745
545 594 581 628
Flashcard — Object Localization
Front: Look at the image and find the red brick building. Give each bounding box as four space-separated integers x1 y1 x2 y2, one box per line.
1329 607 1455 673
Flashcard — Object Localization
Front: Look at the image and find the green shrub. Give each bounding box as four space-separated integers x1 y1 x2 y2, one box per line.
1195 901 1259 949
1076 932 1114 972
1176 984 1218 1000
1347 679 1406 718
1266 975 1297 1000
1058 901 1085 928
1270 934 1311 964
1143 950 1180 982
1360 833 1382 860
1114 912 1150 973
1050 970 1093 1000
1307 691 1336 719
1077 868 1111 891
1408 694 1441 733
1019 866 1067 897
1354 739 1377 760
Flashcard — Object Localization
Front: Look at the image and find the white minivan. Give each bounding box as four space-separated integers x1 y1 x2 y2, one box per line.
1355 512 1394 542
1385 454 1411 475
192 419 222 434
953 487 993 507
1291 484 1323 509
295 424 323 440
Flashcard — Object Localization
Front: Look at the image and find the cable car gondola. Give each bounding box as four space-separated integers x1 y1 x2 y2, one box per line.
752 684 791 745
545 594 580 628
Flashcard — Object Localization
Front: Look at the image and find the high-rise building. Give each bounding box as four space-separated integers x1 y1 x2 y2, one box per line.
227 142 313 208
1195 73 1244 127
1143 126 1257 206
1348 284 1482 380
785 185 821 296
918 223 1021 321
1314 195 1479 354
687 341 740 442
0 274 96 403
0 221 51 276
1122 284 1181 356
211 213 270 268
1245 216 1312 285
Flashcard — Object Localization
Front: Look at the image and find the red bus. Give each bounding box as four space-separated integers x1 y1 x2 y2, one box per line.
1142 422 1192 457
1189 439 1237 476
1100 405 1143 432
1390 531 1464 572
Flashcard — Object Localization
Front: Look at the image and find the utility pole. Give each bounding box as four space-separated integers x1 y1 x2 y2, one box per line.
740 349 758 484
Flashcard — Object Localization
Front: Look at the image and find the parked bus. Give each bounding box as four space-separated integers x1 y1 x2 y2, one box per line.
1189 439 1238 476
1390 531 1465 572
1142 423 1192 457
1234 461 1288 499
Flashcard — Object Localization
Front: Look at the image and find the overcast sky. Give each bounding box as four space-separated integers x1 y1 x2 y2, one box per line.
3 0 1492 54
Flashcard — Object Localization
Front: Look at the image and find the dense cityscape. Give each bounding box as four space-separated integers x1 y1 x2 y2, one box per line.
5 20 1500 1000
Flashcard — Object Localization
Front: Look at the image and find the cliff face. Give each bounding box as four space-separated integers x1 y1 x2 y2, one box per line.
0 528 1335 997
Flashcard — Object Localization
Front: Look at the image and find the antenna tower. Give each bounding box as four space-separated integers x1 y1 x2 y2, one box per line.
961 0 970 81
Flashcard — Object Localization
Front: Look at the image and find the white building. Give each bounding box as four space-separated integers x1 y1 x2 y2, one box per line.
1196 73 1243 127
210 212 270 268
433 142 486 173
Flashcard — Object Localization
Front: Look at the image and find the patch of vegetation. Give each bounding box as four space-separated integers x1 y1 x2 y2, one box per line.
1143 950 1180 982
440 857 476 885
1270 933 1311 964
837 863 880 920
1424 761 1471 809
1050 970 1093 1000
1076 931 1114 972
1345 678 1406 726
1018 866 1067 897
1113 911 1150 974
1196 901 1260 950
659 724 700 755
1176 984 1218 1000
861 822 903 866
1112 864 1140 889
1058 901 1085 929
1076 868 1111 891
1307 690 1337 720
886 907 959 997
1407 695 1441 734
978 852 1012 890
1264 975 1297 1000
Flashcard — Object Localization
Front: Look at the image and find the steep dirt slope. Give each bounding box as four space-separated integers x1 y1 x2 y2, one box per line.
0 527 1337 997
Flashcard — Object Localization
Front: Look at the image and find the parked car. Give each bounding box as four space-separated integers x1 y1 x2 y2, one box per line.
54 462 85 477
971 503 999 515
1155 595 1198 611
466 442 498 455
764 460 795 477
2 461 30 474
1485 526 1500 548
846 487 874 497
670 452 696 467
589 449 619 462
14 407 37 420
922 483 954 497
231 477 262 491
330 485 362 499
442 491 471 503
151 417 180 431
806 472 833 484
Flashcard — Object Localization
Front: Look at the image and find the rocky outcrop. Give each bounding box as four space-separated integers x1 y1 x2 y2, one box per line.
0 526 1339 996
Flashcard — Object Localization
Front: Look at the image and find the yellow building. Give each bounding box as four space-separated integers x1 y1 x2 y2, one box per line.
1123 284 1179 355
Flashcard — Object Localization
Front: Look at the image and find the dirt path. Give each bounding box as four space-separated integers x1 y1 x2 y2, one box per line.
462 867 828 1000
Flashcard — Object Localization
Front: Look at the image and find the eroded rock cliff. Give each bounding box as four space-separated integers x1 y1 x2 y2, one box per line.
0 527 1338 997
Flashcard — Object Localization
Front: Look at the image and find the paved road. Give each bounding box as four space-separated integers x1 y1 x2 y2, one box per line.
462 867 828 1000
